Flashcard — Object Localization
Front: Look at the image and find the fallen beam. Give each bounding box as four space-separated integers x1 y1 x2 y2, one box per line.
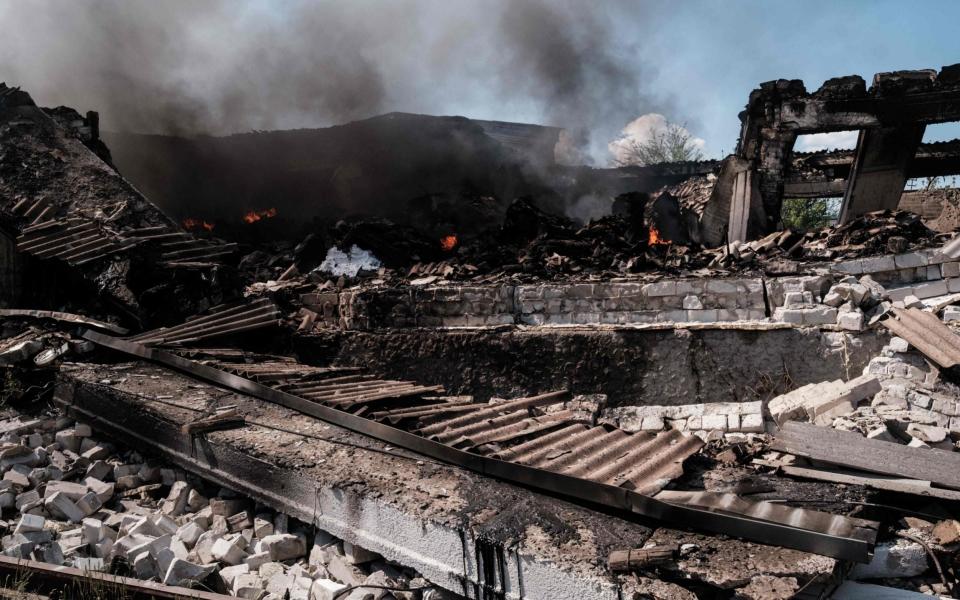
0 555 235 600
772 421 960 490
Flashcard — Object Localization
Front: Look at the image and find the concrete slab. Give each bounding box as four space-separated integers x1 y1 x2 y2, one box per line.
57 362 658 600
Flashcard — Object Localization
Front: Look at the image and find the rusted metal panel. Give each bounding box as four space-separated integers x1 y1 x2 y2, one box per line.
0 554 236 599
128 298 281 346
881 307 960 368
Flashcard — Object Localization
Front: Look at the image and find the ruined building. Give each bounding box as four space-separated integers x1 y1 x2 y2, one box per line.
3 64 960 600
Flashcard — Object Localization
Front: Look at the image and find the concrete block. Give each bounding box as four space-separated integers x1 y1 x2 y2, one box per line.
642 282 676 297
54 430 81 453
850 541 928 579
312 579 348 600
906 423 948 444
44 480 88 501
212 535 248 565
45 492 84 523
253 517 273 539
894 252 928 269
681 295 703 310
943 262 960 278
163 557 217 587
176 521 205 548
701 414 727 431
261 533 305 561
639 416 664 431
86 461 112 482
220 563 250 588
912 279 949 299
132 550 157 579
739 413 764 433
837 311 864 331
163 481 191 516
245 551 271 571
773 308 804 324
859 255 896 273
802 306 838 325
15 514 45 534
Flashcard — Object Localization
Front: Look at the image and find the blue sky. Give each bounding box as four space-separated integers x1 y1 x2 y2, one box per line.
621 0 960 156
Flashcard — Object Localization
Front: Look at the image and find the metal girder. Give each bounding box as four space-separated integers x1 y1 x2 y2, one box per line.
81 329 878 562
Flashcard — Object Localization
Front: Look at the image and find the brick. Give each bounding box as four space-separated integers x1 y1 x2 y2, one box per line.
642 281 676 297
913 279 949 299
802 306 838 325
894 252 929 269
211 536 248 565
739 413 764 433
837 311 864 331
701 414 727 431
44 480 88 501
860 255 897 273
640 416 664 431
260 533 305 561
45 491 84 523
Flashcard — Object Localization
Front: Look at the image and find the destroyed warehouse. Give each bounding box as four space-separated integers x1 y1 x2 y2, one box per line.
4 63 960 600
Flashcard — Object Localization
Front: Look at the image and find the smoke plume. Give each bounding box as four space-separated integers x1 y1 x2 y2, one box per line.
0 0 666 163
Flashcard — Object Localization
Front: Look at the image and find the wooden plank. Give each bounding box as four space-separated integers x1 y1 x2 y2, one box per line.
776 464 960 502
772 421 960 491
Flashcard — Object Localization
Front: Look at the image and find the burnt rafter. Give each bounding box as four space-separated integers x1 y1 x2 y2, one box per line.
704 64 960 246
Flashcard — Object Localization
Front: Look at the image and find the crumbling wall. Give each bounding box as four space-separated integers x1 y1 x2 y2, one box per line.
304 279 769 329
296 327 886 405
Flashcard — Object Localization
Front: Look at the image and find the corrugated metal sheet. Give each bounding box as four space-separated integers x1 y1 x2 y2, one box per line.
13 216 236 268
81 331 882 561
16 218 135 266
408 389 703 495
881 307 960 368
128 298 281 346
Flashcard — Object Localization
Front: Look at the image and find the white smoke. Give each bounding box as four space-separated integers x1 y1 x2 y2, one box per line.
607 113 705 166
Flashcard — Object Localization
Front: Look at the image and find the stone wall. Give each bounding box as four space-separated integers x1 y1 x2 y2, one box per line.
298 245 960 332
303 278 769 330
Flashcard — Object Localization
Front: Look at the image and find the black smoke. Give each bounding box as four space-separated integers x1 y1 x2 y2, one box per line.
0 0 664 163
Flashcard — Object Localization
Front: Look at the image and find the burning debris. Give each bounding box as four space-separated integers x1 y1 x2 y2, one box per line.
242 208 278 225
5 59 960 599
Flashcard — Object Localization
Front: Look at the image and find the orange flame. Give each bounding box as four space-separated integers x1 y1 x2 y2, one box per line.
648 226 670 246
183 217 214 232
243 207 278 224
440 234 458 252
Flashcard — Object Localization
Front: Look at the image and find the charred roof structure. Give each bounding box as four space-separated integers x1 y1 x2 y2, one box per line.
703 64 960 246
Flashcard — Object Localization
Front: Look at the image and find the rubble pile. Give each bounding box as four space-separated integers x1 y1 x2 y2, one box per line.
0 409 429 599
706 210 945 272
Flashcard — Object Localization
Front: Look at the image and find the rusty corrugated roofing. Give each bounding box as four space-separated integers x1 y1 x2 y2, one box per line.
881 307 960 368
128 298 281 347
